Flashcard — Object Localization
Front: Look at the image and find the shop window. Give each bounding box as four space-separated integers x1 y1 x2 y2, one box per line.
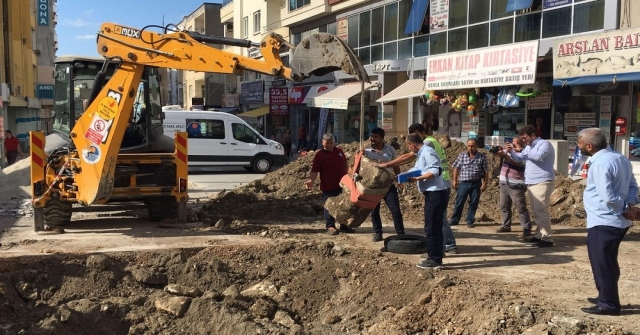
232 123 259 143
348 15 359 47
359 12 371 47
469 0 490 24
372 7 384 44
573 0 604 34
542 7 571 38
491 0 510 20
468 23 489 50
490 18 514 46
291 32 301 45
449 0 468 29
448 28 467 52
327 22 337 35
186 119 225 139
358 47 371 64
414 34 429 57
384 41 397 59
371 44 384 62
398 39 413 59
384 3 399 42
430 32 447 55
398 0 416 37
515 12 541 42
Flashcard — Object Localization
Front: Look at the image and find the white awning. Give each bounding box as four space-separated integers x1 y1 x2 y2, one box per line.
376 79 426 103
312 81 379 110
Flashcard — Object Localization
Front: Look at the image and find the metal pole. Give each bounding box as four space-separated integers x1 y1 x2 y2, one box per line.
360 81 365 150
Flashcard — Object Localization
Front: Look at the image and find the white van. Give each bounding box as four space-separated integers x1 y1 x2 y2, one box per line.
163 111 287 173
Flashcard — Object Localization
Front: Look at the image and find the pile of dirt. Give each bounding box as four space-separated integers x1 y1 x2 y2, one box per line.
0 157 32 201
0 245 626 335
198 136 594 230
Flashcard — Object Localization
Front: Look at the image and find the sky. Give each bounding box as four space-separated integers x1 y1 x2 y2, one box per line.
56 0 224 57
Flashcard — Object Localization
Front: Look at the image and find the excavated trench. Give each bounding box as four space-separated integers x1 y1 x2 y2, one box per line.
0 243 626 335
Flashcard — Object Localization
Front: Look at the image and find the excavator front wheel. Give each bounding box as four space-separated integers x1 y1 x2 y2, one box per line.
43 199 73 226
146 196 178 222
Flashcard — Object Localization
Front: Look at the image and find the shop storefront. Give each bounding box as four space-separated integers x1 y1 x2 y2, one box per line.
424 40 541 147
377 78 427 136
552 27 638 177
238 80 266 135
288 84 334 151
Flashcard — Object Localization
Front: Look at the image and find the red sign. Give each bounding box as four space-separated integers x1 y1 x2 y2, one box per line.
269 87 288 115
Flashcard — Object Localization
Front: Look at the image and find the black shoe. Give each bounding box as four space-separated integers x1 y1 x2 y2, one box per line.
587 297 598 304
497 226 511 233
524 236 541 243
445 246 458 254
466 222 476 228
416 259 442 270
372 233 383 242
449 221 459 226
522 229 532 237
535 240 554 248
339 225 356 233
581 305 620 316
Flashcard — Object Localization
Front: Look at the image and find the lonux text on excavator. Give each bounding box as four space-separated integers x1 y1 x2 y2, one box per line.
30 22 369 231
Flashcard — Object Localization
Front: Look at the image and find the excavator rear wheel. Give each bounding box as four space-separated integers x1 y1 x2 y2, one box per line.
146 196 178 222
43 199 73 226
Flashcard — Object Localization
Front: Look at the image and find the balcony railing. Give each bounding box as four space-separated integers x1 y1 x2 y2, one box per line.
263 21 282 33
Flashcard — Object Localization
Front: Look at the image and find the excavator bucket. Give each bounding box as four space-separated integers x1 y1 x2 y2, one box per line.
290 33 370 83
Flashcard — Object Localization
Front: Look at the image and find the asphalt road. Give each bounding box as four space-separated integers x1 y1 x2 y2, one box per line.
187 166 264 200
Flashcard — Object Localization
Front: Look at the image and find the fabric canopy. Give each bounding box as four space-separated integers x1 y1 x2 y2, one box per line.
376 79 426 103
237 106 269 118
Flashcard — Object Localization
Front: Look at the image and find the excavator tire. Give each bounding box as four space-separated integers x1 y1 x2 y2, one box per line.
146 196 178 222
43 199 73 226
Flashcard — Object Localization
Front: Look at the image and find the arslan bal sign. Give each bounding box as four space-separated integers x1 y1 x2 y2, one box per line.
425 41 539 90
554 27 640 80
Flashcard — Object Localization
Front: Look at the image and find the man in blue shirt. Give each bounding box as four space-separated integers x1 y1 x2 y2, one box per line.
404 133 449 269
577 128 640 316
506 125 555 248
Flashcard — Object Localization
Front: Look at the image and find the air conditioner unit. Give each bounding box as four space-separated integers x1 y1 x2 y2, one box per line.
225 23 233 32
200 27 205 33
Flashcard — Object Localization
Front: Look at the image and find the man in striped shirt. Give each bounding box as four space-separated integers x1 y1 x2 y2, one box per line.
493 137 532 236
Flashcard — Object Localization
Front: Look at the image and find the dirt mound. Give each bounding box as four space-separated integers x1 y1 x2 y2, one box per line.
0 157 32 200
0 245 626 335
197 136 598 229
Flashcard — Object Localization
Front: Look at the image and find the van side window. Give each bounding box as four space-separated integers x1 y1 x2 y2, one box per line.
232 123 258 143
186 119 225 139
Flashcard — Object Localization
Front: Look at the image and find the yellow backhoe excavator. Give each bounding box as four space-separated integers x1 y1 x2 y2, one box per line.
30 22 369 232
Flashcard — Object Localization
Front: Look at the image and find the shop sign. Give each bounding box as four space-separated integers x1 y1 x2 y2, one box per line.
382 105 394 131
430 0 449 33
526 92 552 110
35 84 54 100
272 79 287 87
425 40 539 91
337 18 348 41
222 93 239 107
38 0 49 26
372 60 410 73
544 0 572 9
240 81 264 104
248 47 261 59
554 27 640 80
269 87 288 115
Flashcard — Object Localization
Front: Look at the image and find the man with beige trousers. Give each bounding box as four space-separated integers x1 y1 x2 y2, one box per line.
505 125 556 248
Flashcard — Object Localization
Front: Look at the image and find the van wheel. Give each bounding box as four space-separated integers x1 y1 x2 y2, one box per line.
252 156 272 174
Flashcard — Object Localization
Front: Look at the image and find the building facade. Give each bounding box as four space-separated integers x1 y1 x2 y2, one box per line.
1 0 55 161
34 0 58 134
177 3 225 111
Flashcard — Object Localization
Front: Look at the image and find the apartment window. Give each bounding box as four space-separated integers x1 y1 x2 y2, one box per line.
448 28 467 52
573 0 604 34
359 12 371 47
348 15 359 47
542 7 571 38
398 0 413 37
515 12 541 42
186 119 225 139
449 0 468 29
371 7 384 44
289 0 310 11
490 18 514 46
384 3 398 42
253 11 261 34
468 23 489 49
469 0 490 24
243 17 248 38
491 0 510 20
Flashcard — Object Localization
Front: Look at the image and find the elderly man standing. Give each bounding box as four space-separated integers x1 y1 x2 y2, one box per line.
305 133 353 235
577 128 639 316
449 138 489 228
404 133 448 269
506 125 555 248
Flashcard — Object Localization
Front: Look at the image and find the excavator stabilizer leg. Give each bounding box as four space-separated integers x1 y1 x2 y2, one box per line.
290 33 370 83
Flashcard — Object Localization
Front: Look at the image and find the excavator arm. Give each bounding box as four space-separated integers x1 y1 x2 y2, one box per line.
67 23 369 206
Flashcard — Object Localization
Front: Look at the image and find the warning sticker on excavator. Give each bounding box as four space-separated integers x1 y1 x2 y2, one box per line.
97 96 119 120
81 145 102 165
84 114 114 145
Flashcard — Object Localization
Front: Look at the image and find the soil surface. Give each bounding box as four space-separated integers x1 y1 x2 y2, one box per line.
1 138 639 335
